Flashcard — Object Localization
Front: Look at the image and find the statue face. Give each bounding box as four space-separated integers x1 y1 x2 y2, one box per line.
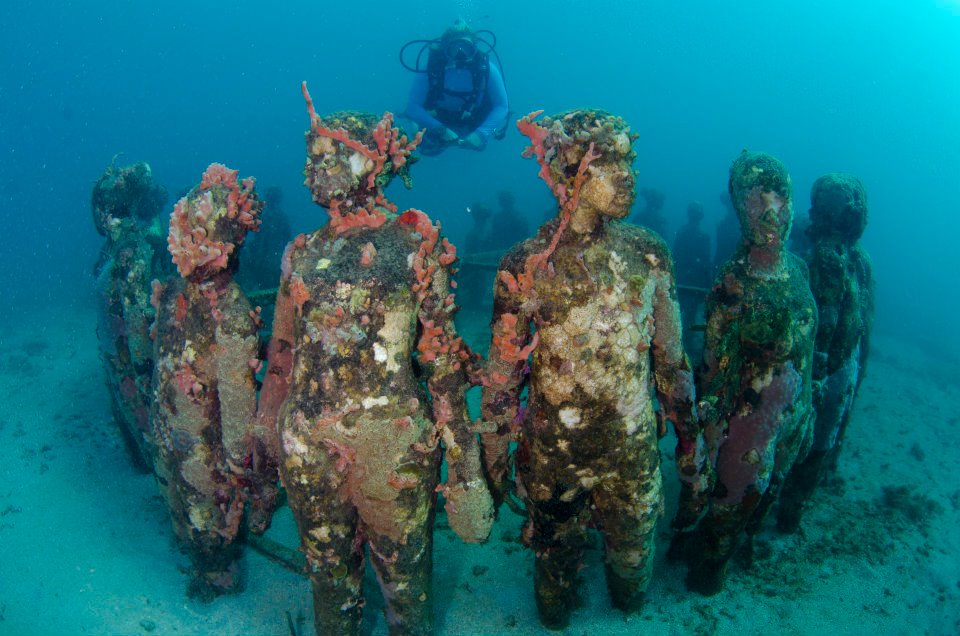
579 160 636 219
728 152 793 249
739 185 793 248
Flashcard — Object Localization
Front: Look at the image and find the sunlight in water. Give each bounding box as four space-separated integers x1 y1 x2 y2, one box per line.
936 0 960 14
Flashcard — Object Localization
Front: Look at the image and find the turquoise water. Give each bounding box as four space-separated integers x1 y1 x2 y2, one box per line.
1 2 959 634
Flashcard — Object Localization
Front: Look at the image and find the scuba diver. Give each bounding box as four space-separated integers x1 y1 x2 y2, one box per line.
400 20 509 155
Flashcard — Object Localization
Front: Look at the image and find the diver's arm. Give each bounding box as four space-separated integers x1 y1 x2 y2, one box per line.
405 73 445 132
475 63 509 141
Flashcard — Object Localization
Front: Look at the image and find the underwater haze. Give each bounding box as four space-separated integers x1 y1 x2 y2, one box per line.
1 1 959 635
2 0 959 355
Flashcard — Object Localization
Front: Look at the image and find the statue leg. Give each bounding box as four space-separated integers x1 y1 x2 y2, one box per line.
592 437 663 613
285 465 365 636
523 443 590 630
366 479 437 636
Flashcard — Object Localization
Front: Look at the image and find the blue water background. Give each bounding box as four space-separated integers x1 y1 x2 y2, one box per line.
1 0 958 356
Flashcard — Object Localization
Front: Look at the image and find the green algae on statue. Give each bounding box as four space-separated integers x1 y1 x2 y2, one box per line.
255 83 493 636
92 160 170 472
480 109 709 629
679 151 817 596
150 163 278 600
777 173 875 533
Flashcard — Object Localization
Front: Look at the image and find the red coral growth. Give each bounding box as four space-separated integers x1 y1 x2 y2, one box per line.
167 163 261 278
499 112 602 305
301 81 423 207
199 163 239 190
374 192 398 213
288 274 310 312
327 199 387 234
482 371 510 387
322 306 346 328
492 312 540 364
439 237 457 266
173 364 203 401
401 209 441 302
397 210 421 225
323 438 357 473
371 112 423 176
517 110 555 191
175 293 188 325
417 319 445 363
168 193 234 277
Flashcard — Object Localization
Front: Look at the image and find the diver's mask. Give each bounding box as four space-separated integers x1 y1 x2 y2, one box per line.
445 36 476 67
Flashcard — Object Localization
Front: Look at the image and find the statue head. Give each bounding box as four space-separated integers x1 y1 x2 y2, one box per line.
167 163 262 279
687 201 705 224
728 150 793 249
529 109 637 219
92 161 168 239
808 173 868 243
304 110 417 210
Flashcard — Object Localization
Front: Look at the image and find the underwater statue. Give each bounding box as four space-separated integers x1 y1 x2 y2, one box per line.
92 160 169 472
480 109 709 629
673 201 713 357
256 83 493 636
776 173 874 533
150 163 277 600
631 185 668 238
679 151 817 595
673 202 713 293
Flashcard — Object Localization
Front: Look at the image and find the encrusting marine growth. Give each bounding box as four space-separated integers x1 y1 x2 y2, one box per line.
777 172 874 533
678 151 817 596
150 163 278 601
92 160 170 472
480 109 710 629
254 82 493 636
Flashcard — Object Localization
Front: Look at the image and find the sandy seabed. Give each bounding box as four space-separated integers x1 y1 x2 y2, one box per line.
0 304 957 636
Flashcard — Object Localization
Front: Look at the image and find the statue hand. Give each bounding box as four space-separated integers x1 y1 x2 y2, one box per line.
442 478 494 543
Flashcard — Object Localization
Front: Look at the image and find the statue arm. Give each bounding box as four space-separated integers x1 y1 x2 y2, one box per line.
418 242 493 543
651 265 710 530
246 261 299 532
479 252 533 509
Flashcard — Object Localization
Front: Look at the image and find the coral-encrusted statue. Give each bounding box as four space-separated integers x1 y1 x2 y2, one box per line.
680 151 817 595
151 163 275 600
480 110 707 629
92 160 169 471
256 82 493 636
777 173 874 533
